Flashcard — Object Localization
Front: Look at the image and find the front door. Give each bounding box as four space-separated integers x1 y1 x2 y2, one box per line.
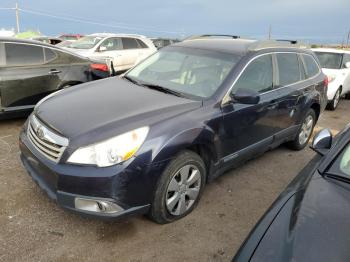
220 54 281 166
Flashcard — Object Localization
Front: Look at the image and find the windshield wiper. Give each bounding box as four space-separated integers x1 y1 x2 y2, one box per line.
123 75 141 86
141 83 184 97
325 173 350 184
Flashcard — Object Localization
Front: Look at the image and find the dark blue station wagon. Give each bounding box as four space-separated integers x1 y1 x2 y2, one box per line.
19 38 328 223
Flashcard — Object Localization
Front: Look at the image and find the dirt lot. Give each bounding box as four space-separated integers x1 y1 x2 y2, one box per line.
0 100 349 262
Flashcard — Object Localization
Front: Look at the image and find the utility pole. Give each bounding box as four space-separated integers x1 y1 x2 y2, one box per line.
346 30 350 49
15 2 20 34
268 25 271 40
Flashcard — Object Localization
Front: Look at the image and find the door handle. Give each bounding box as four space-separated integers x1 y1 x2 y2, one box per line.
49 69 61 75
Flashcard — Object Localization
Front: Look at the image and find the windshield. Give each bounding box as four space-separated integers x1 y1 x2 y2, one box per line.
126 47 241 99
340 144 350 176
326 143 350 182
67 36 103 49
315 52 343 69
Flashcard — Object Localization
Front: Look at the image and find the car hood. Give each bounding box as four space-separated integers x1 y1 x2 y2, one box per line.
35 77 201 146
251 174 350 262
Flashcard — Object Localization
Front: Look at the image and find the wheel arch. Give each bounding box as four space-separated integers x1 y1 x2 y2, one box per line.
151 126 219 178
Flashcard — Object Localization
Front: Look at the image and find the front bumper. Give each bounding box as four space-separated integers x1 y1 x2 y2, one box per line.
19 126 168 220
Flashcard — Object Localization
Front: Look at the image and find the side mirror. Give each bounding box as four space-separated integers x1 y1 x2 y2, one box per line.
311 129 333 155
231 88 260 105
345 62 350 69
99 46 107 52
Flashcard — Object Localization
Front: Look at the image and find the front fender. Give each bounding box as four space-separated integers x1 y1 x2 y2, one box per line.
148 125 219 164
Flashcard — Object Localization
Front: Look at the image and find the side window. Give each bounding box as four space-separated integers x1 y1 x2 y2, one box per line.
44 48 57 63
276 53 300 86
5 43 44 66
100 38 122 51
122 38 140 49
136 39 148 48
303 54 320 78
342 54 350 68
232 54 273 94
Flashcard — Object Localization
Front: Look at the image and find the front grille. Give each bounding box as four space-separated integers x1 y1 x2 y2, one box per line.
27 115 68 163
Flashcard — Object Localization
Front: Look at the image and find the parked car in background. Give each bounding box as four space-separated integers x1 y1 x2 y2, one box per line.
63 33 157 73
233 125 350 262
32 36 63 45
56 40 74 48
312 48 350 110
19 37 327 224
0 37 110 119
151 38 179 49
58 34 84 42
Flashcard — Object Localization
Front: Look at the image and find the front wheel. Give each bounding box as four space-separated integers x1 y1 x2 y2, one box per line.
287 109 316 151
148 150 206 224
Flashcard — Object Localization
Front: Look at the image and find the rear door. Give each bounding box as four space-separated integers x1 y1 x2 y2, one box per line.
271 52 307 141
0 42 53 108
0 43 71 109
121 37 144 69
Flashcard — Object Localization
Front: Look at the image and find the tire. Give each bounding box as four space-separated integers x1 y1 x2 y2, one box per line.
287 109 316 151
328 88 341 111
148 150 206 224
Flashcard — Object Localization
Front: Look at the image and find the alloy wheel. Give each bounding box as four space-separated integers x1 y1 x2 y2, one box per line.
165 164 201 216
298 115 314 145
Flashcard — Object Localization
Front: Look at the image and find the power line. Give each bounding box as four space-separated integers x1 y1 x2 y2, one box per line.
17 7 183 35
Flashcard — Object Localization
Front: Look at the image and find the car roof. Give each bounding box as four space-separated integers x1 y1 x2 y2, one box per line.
0 37 57 48
172 38 309 55
88 33 147 39
312 48 350 54
0 36 90 60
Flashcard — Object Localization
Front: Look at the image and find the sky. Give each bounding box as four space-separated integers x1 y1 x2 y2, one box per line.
0 0 349 44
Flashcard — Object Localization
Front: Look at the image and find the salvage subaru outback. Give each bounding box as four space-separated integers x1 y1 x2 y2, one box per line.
19 36 328 223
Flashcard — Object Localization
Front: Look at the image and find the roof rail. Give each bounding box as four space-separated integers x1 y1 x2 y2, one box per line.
248 40 309 51
184 34 241 41
276 39 298 44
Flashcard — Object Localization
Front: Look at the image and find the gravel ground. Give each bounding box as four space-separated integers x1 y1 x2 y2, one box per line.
0 100 349 262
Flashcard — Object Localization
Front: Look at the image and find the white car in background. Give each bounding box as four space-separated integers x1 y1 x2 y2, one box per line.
312 48 350 110
63 33 157 73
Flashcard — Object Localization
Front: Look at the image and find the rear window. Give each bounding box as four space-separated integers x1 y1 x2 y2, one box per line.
5 43 44 66
122 38 139 49
276 53 300 86
44 48 57 62
136 39 148 48
303 54 320 78
315 52 343 69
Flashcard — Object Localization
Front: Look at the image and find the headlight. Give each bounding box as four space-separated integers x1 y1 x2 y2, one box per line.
67 127 149 167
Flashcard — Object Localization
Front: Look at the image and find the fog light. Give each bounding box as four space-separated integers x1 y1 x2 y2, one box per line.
75 198 124 213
